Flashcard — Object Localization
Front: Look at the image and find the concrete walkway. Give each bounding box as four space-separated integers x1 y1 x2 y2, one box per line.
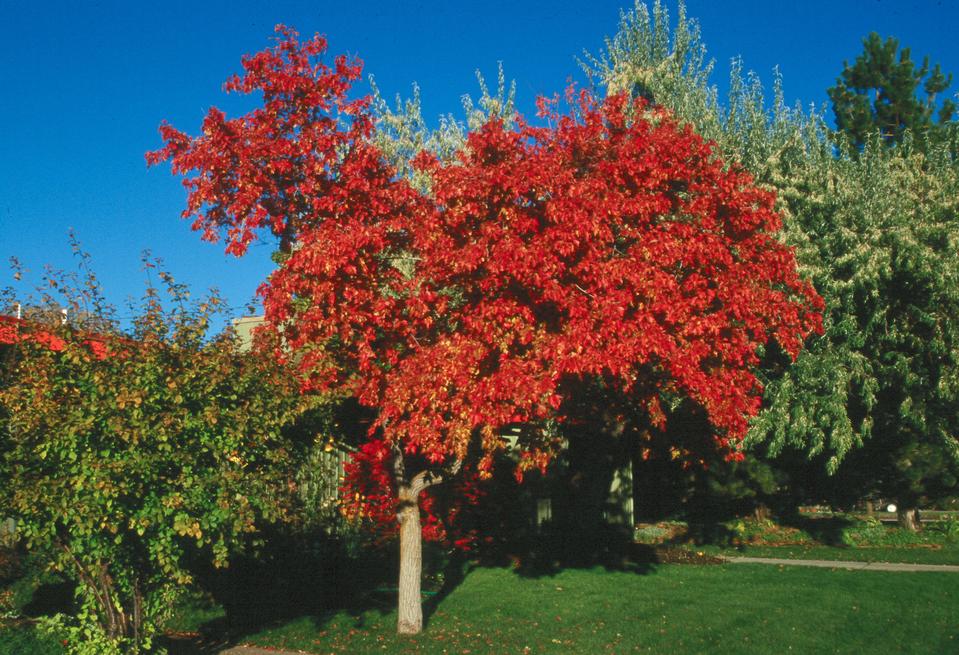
724 556 959 572
218 647 311 655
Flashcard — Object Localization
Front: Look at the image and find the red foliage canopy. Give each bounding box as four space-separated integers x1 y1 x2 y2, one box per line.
146 26 367 255
0 315 110 359
149 27 822 533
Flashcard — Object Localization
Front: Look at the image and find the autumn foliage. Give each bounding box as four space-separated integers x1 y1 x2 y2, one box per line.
0 315 114 359
146 26 368 255
149 26 822 632
150 26 819 467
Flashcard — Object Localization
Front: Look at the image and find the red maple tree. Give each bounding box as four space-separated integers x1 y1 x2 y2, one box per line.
149 27 822 633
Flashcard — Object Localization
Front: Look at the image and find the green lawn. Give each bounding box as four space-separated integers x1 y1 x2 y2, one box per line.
5 542 958 655
5 562 958 654
233 564 958 655
0 623 62 655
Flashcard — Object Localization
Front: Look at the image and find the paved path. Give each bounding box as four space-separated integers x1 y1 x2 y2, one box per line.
218 647 312 655
166 639 313 655
724 556 959 572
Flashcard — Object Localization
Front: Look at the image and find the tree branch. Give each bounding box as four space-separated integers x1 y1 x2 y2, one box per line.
56 541 114 636
391 442 406 487
409 458 463 497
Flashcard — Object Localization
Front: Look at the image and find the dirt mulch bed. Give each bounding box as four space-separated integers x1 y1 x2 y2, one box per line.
626 543 724 565
652 546 724 565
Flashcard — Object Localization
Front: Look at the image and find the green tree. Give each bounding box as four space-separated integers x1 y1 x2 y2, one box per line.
828 32 957 150
585 1 959 529
754 142 959 529
0 257 309 654
827 430 959 527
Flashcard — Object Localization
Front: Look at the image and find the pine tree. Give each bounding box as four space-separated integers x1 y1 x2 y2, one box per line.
828 32 956 150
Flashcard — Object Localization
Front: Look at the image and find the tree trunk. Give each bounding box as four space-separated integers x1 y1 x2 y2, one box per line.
391 451 460 636
753 504 772 522
897 506 921 532
396 488 424 635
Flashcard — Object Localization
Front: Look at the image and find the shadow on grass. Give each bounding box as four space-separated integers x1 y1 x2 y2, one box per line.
660 514 860 556
165 527 397 653
776 515 857 546
504 525 657 578
418 526 661 630
167 519 670 649
682 522 737 546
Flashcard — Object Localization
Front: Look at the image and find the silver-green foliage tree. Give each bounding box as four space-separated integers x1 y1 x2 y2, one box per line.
584 1 959 525
0 256 309 654
756 143 959 527
369 63 517 192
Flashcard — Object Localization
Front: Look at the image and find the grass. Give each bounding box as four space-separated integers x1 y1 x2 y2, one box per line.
6 515 959 654
233 564 959 654
5 557 959 654
0 624 63 655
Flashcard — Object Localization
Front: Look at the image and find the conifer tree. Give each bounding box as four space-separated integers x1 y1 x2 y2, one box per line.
828 32 956 150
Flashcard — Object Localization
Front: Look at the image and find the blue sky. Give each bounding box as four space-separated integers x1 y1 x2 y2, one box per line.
2 0 957 325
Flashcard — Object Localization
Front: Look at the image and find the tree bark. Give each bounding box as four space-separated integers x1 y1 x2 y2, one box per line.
897 506 921 532
396 487 423 635
391 451 462 635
